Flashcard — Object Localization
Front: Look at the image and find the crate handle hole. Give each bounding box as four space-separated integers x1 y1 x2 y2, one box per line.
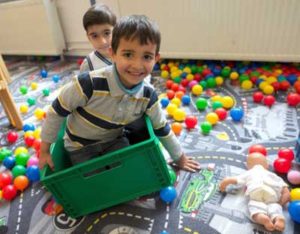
83 161 121 178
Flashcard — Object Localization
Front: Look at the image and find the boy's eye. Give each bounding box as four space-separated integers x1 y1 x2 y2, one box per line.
90 34 98 39
144 55 153 61
123 52 132 58
103 31 111 37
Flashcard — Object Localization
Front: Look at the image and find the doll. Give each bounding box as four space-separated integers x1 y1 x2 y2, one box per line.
219 152 290 232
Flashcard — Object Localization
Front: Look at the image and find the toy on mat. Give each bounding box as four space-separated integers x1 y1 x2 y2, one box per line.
219 152 290 232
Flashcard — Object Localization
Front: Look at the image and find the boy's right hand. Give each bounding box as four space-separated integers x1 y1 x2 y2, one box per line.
39 151 54 170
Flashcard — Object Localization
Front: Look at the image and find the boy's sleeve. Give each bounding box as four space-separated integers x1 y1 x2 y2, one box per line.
145 91 182 161
79 58 90 72
41 72 93 143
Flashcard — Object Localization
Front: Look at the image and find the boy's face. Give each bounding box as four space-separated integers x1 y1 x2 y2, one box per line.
87 24 113 57
110 38 160 88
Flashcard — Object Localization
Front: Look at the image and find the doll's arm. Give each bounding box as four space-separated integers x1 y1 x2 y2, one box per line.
219 177 238 192
279 187 290 206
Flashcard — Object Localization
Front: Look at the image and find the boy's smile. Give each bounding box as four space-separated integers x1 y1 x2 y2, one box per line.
87 24 113 57
110 38 160 88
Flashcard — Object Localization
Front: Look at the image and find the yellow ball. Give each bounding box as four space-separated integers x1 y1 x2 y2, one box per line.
266 76 277 84
290 188 300 201
24 130 34 138
33 127 41 139
206 112 219 125
259 81 268 90
192 84 203 96
160 63 167 70
15 146 28 156
170 66 178 73
166 104 178 116
20 104 29 114
168 62 175 68
34 108 45 120
173 109 186 122
215 76 224 86
241 80 253 90
31 82 38 90
171 97 181 107
186 74 194 81
259 75 267 80
230 72 239 80
263 85 274 95
221 96 234 109
161 70 169 79
211 95 222 102
183 67 191 74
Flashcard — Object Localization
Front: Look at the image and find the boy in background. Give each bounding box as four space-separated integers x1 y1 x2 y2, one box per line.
40 15 200 172
80 4 116 72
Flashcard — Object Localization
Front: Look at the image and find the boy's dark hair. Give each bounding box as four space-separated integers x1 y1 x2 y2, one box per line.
83 4 116 31
111 15 161 55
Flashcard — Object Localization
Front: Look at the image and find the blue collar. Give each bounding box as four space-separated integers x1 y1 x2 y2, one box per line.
113 64 143 95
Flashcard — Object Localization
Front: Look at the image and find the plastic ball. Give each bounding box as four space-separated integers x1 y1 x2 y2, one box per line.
278 148 294 161
12 165 27 178
201 121 212 134
20 104 29 114
175 91 185 99
230 72 239 80
166 104 177 116
2 185 17 201
26 165 40 182
252 91 264 103
181 95 191 105
173 109 186 122
263 85 274 95
27 156 39 167
33 128 41 139
27 97 36 106
6 131 18 143
3 156 15 169
160 231 169 234
290 188 300 201
23 123 35 132
287 170 300 185
52 74 60 83
0 147 12 161
230 107 244 121
287 93 300 107
215 108 227 121
19 85 28 95
196 98 208 111
241 80 253 90
185 115 198 129
171 83 179 92
212 101 223 110
15 152 30 166
171 97 181 107
24 130 34 138
42 88 50 96
263 95 275 107
14 175 29 191
34 108 45 120
248 144 267 156
215 76 224 86
160 186 177 203
30 82 38 90
206 78 216 88
273 158 291 174
221 96 234 109
33 139 41 151
161 70 169 79
14 147 28 156
191 84 203 96
167 165 177 185
206 112 219 125
171 122 182 135
288 201 300 223
0 172 13 188
24 135 35 147
40 69 48 78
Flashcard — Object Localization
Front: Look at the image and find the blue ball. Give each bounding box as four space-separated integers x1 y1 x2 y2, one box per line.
23 123 35 132
160 98 170 108
288 201 300 223
26 165 40 182
160 186 177 203
180 72 187 78
230 107 244 121
40 69 48 78
182 95 191 105
153 63 160 71
3 156 16 169
160 231 169 234
52 74 60 83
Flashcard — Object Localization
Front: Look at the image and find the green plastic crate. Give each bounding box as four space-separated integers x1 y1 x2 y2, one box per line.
41 117 172 218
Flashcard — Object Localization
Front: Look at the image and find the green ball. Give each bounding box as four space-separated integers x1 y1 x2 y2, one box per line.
0 148 12 161
196 98 208 111
199 80 207 90
221 67 231 78
167 165 177 185
27 97 36 106
191 65 198 74
42 88 50 96
19 85 28 95
206 78 217 88
15 152 30 166
12 165 26 177
239 74 249 83
212 101 223 110
173 76 182 84
201 121 212 134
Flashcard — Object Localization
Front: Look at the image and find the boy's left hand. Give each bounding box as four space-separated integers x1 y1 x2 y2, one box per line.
176 154 200 172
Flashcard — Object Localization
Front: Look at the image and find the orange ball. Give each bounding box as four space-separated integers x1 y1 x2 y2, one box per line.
171 122 182 135
14 175 29 191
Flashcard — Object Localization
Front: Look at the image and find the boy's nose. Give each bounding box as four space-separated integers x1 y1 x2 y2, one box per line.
132 58 143 69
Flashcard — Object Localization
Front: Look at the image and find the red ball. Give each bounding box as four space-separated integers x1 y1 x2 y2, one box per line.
248 144 267 156
252 91 264 103
171 83 179 92
185 115 198 129
166 90 175 100
76 58 84 66
273 158 291 173
6 131 18 143
33 139 41 151
278 148 294 161
166 80 174 89
2 184 17 201
286 93 300 107
263 95 275 107
279 80 290 91
194 73 202 82
271 82 280 91
177 85 186 93
24 136 35 147
0 172 13 188
215 108 227 121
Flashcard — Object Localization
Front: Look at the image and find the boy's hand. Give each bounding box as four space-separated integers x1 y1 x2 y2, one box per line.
176 154 200 172
39 151 54 170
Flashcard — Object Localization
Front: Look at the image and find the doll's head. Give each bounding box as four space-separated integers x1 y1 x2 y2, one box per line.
246 152 268 170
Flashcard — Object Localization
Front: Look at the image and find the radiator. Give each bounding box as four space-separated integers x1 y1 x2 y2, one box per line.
0 0 65 55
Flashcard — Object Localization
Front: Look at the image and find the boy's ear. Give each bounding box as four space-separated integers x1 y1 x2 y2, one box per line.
108 47 114 59
155 53 160 63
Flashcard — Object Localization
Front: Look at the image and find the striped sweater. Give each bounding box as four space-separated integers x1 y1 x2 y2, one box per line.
79 51 112 72
41 65 182 161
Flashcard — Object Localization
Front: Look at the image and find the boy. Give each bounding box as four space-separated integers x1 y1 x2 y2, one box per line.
39 15 200 172
79 4 116 72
